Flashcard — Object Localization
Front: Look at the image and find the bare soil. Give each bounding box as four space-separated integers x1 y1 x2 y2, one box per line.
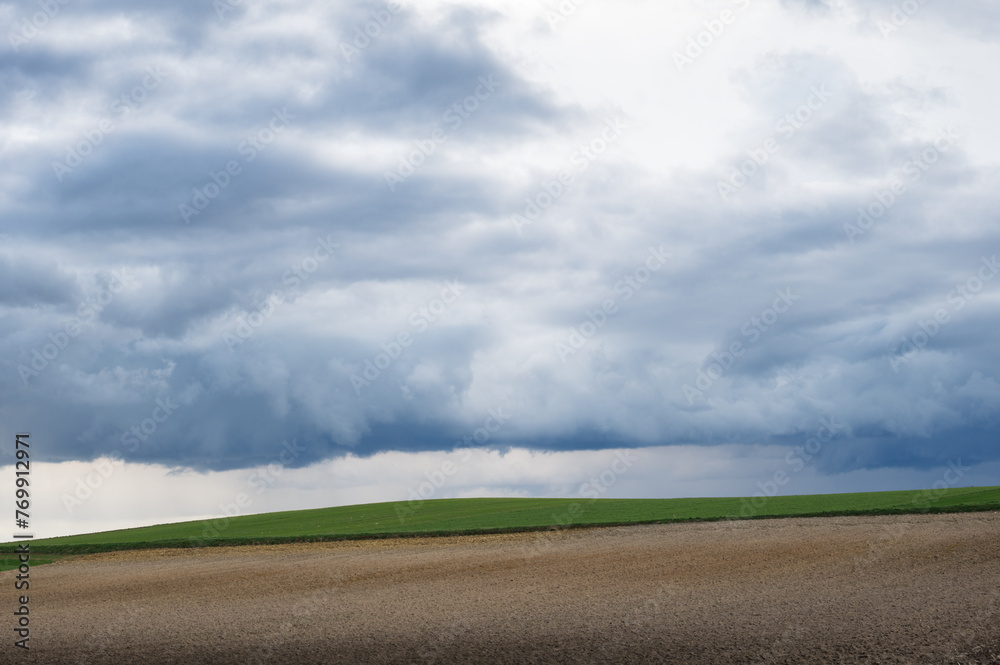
6 512 1000 664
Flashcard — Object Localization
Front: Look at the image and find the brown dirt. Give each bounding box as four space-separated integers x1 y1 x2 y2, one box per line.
5 512 1000 664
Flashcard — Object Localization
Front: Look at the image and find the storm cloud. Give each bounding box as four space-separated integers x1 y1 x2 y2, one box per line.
2 0 998 498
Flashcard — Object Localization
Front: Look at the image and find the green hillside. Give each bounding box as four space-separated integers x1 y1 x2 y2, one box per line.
7 485 998 559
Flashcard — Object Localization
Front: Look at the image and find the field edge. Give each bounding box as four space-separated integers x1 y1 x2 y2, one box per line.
12 487 1000 556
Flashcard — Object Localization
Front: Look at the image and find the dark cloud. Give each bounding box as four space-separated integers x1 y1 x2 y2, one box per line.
0 255 78 307
0 0 997 484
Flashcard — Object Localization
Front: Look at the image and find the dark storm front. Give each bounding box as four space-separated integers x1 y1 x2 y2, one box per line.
13 433 32 650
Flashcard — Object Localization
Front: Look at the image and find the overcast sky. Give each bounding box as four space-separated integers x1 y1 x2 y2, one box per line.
2 0 999 538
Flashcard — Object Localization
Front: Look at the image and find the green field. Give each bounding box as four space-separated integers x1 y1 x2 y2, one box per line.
5 485 997 560
0 555 66 573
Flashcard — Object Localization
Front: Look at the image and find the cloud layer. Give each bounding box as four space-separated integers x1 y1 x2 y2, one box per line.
2 0 999 501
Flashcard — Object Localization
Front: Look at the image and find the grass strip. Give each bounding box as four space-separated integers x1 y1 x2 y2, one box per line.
6 486 996 557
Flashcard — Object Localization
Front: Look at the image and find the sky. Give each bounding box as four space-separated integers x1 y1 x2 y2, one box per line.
1 0 999 539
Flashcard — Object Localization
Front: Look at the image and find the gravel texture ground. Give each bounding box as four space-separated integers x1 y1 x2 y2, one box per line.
4 512 1000 664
